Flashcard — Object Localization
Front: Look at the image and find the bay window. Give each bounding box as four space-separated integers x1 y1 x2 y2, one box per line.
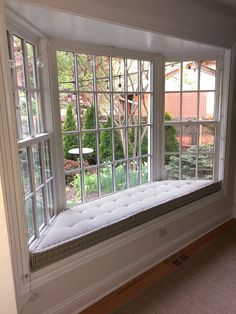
7 30 225 265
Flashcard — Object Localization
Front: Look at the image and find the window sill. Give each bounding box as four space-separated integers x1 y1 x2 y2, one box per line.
30 180 221 270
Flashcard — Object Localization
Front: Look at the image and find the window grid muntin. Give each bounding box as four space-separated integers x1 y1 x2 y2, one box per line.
58 50 153 205
164 60 218 180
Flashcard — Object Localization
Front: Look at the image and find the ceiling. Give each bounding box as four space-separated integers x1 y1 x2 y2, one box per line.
5 0 227 54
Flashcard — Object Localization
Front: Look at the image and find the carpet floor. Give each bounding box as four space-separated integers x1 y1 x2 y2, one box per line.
114 226 236 314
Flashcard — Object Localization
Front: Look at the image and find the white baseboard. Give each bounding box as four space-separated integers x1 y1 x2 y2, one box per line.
45 210 231 314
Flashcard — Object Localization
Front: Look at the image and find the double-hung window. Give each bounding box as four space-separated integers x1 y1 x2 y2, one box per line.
164 59 220 180
8 32 55 243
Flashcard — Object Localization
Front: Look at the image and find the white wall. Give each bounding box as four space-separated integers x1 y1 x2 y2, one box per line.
1 1 236 313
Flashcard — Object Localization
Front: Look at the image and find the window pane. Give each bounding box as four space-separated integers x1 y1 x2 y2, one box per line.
66 171 81 208
200 60 216 90
128 127 139 158
199 92 215 120
82 132 97 165
32 143 42 187
57 51 75 90
127 94 139 126
31 92 41 134
84 168 98 201
20 148 31 195
80 93 95 130
100 165 113 195
141 61 151 92
199 124 215 151
46 181 54 218
114 128 125 160
115 162 127 191
77 53 94 91
182 92 198 121
62 133 80 161
165 93 180 121
127 59 138 92
182 125 197 152
44 140 52 179
165 62 181 91
36 189 45 228
25 198 34 240
13 35 25 87
99 130 112 163
164 154 179 180
141 93 151 124
182 61 198 91
165 125 179 153
97 93 111 128
18 90 30 138
141 157 150 184
198 154 214 179
26 42 36 89
181 154 196 179
129 159 140 188
141 126 150 155
96 56 110 92
60 93 78 130
113 93 126 126
112 58 125 92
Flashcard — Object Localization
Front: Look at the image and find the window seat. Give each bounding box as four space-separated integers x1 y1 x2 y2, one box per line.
30 180 221 270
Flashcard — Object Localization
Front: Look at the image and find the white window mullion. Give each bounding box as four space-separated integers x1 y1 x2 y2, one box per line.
124 58 129 188
110 56 116 193
93 55 101 197
28 146 39 238
196 61 201 179
23 40 35 136
40 141 49 225
74 52 85 203
153 57 163 181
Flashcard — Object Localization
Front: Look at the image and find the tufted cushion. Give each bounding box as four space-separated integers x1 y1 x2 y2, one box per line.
30 180 221 270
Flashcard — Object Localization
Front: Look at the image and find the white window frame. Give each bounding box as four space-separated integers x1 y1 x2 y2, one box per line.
163 53 226 182
163 57 223 181
7 30 56 244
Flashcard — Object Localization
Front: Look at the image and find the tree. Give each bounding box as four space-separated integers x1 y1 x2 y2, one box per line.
63 104 77 160
82 104 96 164
164 112 179 153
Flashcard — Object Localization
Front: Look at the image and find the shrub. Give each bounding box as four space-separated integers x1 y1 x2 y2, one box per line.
63 104 77 160
82 104 96 164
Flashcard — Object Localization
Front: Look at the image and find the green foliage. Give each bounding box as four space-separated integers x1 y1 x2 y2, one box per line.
82 104 96 164
165 144 214 180
63 104 77 160
57 51 75 90
99 117 124 162
73 162 149 198
165 112 179 153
